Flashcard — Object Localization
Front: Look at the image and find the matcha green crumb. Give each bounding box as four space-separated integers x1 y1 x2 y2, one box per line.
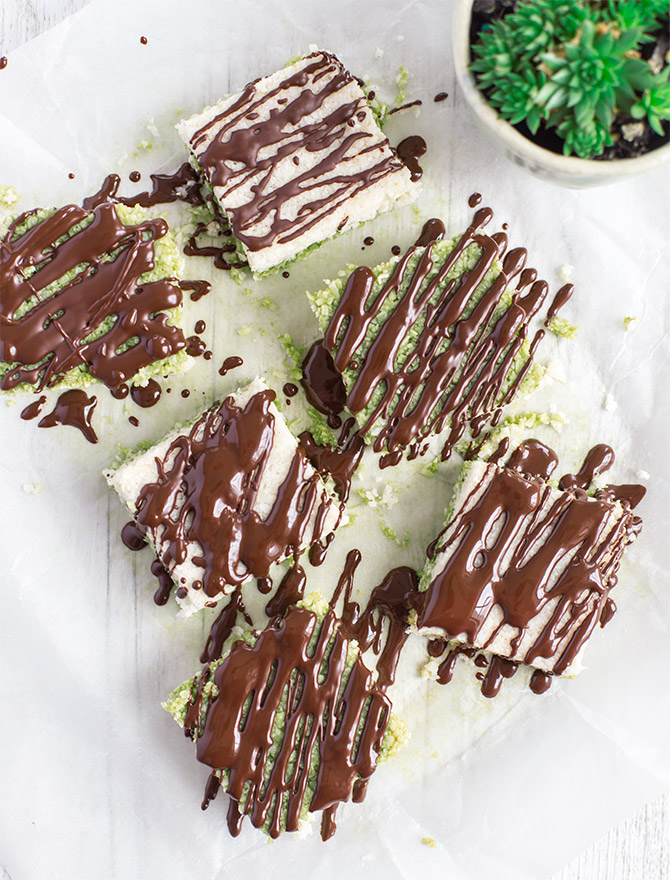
548 316 578 339
623 316 639 332
237 324 254 336
395 66 409 105
421 837 437 848
379 713 409 761
380 519 411 549
0 184 19 210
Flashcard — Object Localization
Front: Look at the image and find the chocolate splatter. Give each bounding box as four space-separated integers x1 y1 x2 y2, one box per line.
130 378 162 408
396 135 427 182
20 395 47 421
218 355 244 377
38 389 98 444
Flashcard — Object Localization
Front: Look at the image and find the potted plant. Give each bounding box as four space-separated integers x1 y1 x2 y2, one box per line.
453 0 670 186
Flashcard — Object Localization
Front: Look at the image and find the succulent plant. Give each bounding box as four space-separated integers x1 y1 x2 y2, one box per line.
471 0 670 159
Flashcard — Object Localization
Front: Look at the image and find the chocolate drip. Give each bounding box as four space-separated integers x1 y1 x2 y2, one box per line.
134 389 341 598
218 355 244 376
257 576 273 594
202 772 221 809
414 217 445 247
184 221 242 271
559 444 615 491
121 520 147 551
388 99 423 115
599 597 617 627
190 51 408 254
0 57 8 70
180 280 211 302
151 558 174 606
331 549 421 689
185 336 207 357
436 644 476 685
130 378 162 408
265 562 307 617
20 395 46 420
480 656 518 698
38 389 98 444
468 192 482 208
529 669 553 694
396 136 427 182
0 199 185 393
192 602 390 838
421 441 644 684
85 163 203 210
301 340 347 429
110 384 129 399
434 92 449 102
200 589 252 663
283 382 299 398
545 283 574 326
600 483 647 509
507 438 559 480
299 430 365 503
322 207 564 464
321 806 338 841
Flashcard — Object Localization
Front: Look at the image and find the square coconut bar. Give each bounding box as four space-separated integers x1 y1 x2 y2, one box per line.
106 379 344 613
0 197 189 394
308 213 574 466
417 440 644 691
176 50 416 276
164 591 407 839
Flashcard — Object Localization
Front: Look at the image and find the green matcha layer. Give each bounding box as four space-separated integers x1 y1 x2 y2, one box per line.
0 200 190 394
307 221 557 461
165 593 407 838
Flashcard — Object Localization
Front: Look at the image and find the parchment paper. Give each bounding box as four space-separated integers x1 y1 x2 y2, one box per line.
1 1 669 879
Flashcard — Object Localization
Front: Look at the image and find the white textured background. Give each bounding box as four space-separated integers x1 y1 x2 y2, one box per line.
1 2 669 879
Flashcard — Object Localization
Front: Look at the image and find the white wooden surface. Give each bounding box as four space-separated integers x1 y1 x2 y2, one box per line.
1 3 668 878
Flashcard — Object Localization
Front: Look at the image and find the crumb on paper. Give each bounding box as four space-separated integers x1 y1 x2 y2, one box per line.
603 393 618 412
237 324 253 336
395 66 409 106
623 316 639 332
22 481 42 495
636 469 650 480
146 116 160 139
137 139 152 151
559 264 573 283
421 837 437 848
374 47 384 59
0 184 19 209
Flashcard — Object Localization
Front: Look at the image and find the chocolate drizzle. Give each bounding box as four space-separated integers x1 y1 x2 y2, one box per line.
37 389 98 444
133 388 342 600
299 429 365 503
20 395 46 420
191 601 391 839
0 198 186 393
189 51 410 259
130 378 162 408
322 207 573 464
420 440 644 693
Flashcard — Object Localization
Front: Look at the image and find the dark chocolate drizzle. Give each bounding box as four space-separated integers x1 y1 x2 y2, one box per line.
37 389 98 444
299 429 365 504
189 51 409 256
133 388 342 599
0 198 186 394
421 440 644 694
200 588 252 663
121 520 147 551
322 207 573 464
190 601 391 839
180 280 211 302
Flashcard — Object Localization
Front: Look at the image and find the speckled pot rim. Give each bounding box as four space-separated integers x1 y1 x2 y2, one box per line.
452 0 670 182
